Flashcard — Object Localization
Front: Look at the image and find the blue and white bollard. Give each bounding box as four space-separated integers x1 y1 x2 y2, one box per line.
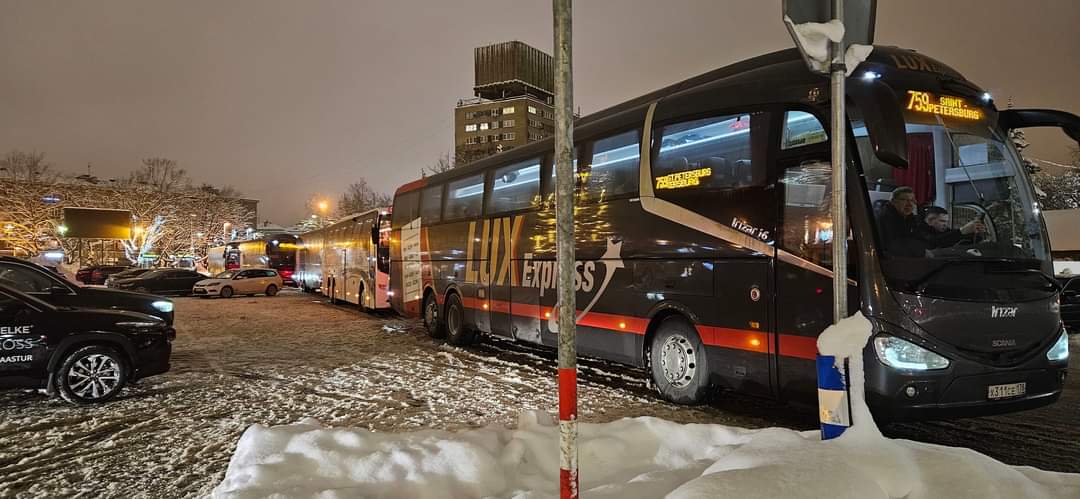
817 354 852 440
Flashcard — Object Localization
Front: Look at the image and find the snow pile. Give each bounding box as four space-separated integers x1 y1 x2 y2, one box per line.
783 16 873 76
209 316 1079 499
209 409 1080 499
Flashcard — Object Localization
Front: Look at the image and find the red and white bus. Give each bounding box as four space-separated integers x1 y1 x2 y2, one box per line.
296 209 392 310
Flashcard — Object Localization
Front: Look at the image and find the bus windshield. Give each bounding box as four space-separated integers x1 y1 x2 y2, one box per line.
856 90 1052 299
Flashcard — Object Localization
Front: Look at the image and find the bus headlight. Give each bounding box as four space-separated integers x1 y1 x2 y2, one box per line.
151 300 174 313
1047 331 1069 362
873 335 950 371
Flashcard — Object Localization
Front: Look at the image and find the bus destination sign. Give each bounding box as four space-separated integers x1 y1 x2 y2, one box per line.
905 91 983 121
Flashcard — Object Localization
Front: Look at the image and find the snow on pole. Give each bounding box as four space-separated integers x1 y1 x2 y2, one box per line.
553 0 578 497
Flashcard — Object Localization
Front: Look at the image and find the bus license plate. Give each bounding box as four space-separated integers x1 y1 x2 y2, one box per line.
987 382 1026 400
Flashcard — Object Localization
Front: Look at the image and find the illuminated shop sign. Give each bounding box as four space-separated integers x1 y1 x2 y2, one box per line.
905 91 982 121
655 167 712 190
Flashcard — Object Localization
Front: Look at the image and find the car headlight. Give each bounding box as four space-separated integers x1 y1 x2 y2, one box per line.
873 335 950 370
151 300 174 313
1047 330 1069 362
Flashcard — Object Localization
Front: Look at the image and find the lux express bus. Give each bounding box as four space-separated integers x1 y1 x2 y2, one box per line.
389 46 1078 420
296 209 392 310
207 235 300 284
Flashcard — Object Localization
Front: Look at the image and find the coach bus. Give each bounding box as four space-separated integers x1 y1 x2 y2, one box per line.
296 209 392 310
207 234 299 284
389 46 1078 420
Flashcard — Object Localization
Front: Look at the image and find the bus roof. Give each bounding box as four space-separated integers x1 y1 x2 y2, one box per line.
396 45 977 195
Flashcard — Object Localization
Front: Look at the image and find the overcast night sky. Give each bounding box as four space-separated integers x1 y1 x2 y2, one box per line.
2 1 1077 225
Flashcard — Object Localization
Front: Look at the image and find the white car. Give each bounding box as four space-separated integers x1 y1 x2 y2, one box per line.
193 269 284 298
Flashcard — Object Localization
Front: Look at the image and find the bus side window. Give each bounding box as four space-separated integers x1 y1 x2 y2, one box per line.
445 173 484 220
419 185 443 224
781 110 828 150
392 190 419 229
779 158 835 268
653 113 764 191
583 130 640 203
487 158 542 215
544 148 582 207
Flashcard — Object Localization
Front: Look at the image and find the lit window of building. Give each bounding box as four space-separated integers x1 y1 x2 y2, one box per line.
503 106 516 114
480 122 489 131
465 124 478 132
528 106 538 114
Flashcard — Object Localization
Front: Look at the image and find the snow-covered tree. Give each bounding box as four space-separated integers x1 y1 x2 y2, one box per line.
336 179 391 217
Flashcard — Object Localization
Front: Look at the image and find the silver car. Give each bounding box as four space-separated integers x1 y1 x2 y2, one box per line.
192 269 283 298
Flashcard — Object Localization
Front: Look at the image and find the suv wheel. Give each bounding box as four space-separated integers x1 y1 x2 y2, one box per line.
57 345 128 405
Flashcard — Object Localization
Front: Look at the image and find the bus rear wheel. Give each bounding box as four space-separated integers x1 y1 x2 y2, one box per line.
422 293 446 339
444 293 475 345
649 317 709 405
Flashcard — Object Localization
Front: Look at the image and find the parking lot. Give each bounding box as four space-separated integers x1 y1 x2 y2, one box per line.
0 291 772 498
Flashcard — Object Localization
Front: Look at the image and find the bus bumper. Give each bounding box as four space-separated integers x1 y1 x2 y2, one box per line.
864 350 1068 422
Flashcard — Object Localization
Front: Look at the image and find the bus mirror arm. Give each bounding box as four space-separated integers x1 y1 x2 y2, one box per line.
999 109 1080 147
848 80 909 169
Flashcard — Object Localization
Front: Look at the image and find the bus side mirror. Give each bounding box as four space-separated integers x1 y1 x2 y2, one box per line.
848 80 909 169
999 109 1080 147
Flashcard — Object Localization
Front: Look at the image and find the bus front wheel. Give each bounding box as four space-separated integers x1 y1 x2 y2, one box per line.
649 317 709 405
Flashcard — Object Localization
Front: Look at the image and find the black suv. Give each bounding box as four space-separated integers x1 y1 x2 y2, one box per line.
0 284 174 404
0 257 175 325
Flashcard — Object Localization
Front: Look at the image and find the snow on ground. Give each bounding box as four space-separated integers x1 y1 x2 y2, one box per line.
0 292 766 498
208 315 1080 498
208 409 1080 499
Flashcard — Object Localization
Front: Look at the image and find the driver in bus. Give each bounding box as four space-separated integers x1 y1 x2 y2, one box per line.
920 205 986 248
876 187 984 257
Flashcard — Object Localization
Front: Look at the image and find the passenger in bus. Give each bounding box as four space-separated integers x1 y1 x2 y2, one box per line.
877 187 985 256
876 187 926 256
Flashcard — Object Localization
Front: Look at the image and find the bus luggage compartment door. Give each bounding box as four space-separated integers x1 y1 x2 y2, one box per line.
705 260 773 397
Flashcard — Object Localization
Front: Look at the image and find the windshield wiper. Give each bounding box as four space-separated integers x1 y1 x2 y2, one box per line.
986 267 1062 292
935 114 988 209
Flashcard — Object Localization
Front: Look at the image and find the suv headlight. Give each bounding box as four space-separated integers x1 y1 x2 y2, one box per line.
151 300 174 313
873 335 950 370
1047 330 1069 362
116 321 163 332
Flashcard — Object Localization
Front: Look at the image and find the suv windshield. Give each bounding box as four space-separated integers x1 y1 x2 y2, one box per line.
855 90 1052 300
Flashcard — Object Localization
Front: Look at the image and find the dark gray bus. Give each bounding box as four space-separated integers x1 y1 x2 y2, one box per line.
389 46 1077 421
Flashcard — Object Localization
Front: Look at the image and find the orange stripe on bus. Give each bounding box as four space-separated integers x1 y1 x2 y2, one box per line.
452 295 818 360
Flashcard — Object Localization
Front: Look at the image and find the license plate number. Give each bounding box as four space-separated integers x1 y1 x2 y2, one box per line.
987 382 1026 400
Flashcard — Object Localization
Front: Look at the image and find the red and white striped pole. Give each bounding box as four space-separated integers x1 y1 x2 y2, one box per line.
553 0 578 497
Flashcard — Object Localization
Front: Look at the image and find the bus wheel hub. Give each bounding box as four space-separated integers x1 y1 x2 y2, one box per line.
660 335 696 388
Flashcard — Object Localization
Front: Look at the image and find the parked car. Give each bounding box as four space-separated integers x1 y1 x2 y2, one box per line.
75 265 131 285
0 257 174 325
109 269 206 296
104 267 155 287
1060 276 1080 334
0 283 174 404
193 268 283 298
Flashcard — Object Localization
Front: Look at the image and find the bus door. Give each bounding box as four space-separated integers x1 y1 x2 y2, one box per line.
773 109 838 405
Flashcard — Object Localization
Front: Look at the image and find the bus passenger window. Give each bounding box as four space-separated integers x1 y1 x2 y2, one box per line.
654 113 762 191
780 160 834 267
445 173 484 220
489 158 541 214
584 130 640 202
419 185 443 223
781 111 827 150
391 190 419 228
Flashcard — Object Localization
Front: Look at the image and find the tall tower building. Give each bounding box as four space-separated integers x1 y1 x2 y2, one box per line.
454 41 556 164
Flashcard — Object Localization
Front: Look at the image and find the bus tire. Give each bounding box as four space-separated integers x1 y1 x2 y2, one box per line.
444 293 475 346
649 317 709 405
423 292 446 339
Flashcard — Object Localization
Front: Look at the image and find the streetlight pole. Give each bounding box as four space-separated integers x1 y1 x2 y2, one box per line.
553 1 578 497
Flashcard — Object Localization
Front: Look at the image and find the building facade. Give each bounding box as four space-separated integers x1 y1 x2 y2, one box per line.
454 41 556 164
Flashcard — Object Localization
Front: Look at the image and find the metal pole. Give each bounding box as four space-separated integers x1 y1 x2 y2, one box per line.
553 0 578 497
830 0 848 324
